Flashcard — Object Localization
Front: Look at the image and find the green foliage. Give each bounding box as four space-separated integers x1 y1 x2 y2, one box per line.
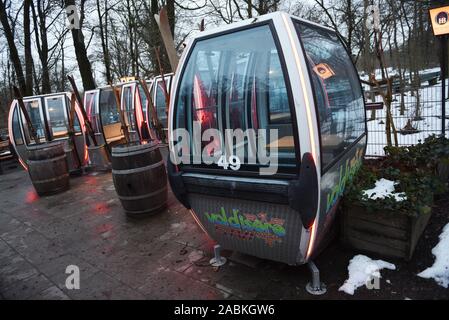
345 135 449 217
345 164 436 217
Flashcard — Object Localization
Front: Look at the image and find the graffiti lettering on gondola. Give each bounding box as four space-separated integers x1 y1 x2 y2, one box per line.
204 208 286 246
326 148 364 212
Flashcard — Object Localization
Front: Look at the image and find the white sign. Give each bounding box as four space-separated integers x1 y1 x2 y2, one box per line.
366 5 380 31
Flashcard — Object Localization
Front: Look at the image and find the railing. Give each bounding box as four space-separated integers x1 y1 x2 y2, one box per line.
365 82 446 157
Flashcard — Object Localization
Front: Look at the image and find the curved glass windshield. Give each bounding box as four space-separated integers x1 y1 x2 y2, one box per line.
45 95 69 139
85 92 100 133
21 99 46 144
295 22 365 169
174 25 297 175
155 79 169 128
122 86 137 131
99 88 120 126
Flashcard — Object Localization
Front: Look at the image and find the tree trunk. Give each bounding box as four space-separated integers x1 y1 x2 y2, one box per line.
96 0 112 83
0 0 27 95
65 0 96 90
24 0 34 96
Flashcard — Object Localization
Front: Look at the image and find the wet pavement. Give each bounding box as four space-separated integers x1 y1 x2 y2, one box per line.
0 157 448 300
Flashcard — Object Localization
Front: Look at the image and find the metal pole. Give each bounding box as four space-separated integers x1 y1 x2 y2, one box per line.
442 35 447 137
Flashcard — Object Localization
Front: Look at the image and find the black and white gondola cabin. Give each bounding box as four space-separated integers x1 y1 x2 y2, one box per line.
8 92 87 170
84 80 155 149
168 12 367 265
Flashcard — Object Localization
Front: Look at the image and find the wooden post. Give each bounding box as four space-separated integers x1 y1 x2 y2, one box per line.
67 75 98 146
441 35 448 136
154 7 179 72
68 93 82 168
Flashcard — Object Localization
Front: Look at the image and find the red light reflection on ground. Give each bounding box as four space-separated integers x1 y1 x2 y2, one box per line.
25 190 39 204
93 202 110 215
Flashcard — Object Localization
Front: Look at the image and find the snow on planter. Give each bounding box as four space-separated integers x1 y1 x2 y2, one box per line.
339 254 396 295
362 178 407 202
418 222 449 288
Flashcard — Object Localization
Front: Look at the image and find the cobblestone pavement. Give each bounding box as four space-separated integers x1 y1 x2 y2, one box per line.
0 157 448 300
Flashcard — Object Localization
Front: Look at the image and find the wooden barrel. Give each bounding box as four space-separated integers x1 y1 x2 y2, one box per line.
111 141 167 215
26 142 70 196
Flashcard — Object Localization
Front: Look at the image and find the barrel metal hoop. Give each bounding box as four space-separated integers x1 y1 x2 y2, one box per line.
112 146 159 157
117 186 167 201
112 160 165 175
124 202 167 215
27 154 67 164
30 173 70 184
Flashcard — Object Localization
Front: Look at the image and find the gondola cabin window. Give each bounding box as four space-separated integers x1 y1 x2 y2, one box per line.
99 88 123 143
85 92 100 134
155 79 169 128
99 88 119 126
137 85 148 123
175 25 297 174
295 22 365 170
21 99 46 144
122 86 137 131
45 96 69 140
12 107 24 145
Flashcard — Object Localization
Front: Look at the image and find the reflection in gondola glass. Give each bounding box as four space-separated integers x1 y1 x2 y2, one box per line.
99 88 120 126
46 96 69 139
175 25 296 173
12 108 24 145
296 22 365 169
122 86 137 131
155 80 169 128
22 99 45 144
85 92 100 133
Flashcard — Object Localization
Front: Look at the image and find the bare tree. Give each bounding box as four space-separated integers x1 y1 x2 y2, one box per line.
65 0 96 90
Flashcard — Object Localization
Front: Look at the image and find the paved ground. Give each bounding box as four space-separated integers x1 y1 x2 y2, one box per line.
0 156 448 300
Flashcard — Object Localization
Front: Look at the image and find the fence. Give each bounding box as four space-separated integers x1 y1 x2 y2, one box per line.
365 82 447 157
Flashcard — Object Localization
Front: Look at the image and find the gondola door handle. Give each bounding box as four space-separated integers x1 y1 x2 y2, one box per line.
288 152 319 229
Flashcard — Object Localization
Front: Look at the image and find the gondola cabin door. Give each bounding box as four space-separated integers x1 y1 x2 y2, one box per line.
121 82 150 142
168 12 366 265
84 89 105 146
152 74 173 132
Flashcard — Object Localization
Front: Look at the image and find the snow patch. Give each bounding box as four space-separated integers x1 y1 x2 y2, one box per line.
417 223 449 288
339 255 396 295
363 178 407 202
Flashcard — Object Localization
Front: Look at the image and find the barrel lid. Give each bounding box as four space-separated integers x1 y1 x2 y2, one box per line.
112 140 159 154
26 141 64 151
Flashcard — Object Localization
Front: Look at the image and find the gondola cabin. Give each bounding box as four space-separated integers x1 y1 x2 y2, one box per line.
8 92 88 171
150 73 174 133
84 80 155 149
168 12 366 266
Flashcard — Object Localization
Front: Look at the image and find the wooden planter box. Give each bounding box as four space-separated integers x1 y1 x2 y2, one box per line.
341 203 432 261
